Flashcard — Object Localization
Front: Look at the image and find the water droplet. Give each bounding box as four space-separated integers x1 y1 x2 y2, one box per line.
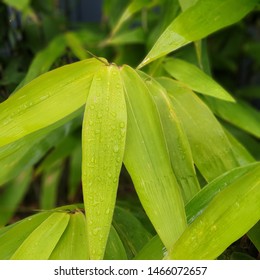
119 122 125 128
90 105 95 110
111 112 116 118
113 145 119 153
113 177 117 183
89 120 93 126
108 172 112 178
97 112 102 119
105 208 110 215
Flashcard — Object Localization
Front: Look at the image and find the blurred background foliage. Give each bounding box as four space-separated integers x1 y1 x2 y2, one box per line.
0 0 259 259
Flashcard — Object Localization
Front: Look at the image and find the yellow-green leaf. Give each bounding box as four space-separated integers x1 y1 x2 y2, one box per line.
82 64 127 260
121 65 187 250
163 58 235 102
11 212 69 260
138 0 258 68
167 164 260 260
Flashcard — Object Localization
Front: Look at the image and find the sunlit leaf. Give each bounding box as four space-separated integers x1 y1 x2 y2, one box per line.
50 210 89 260
11 212 69 260
121 66 187 250
0 58 103 149
168 164 260 260
204 97 260 138
139 71 200 203
163 58 235 102
158 77 239 182
138 0 258 68
82 64 127 259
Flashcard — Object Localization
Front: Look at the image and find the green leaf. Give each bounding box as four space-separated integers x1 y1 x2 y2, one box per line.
204 97 260 138
139 71 200 203
16 35 67 90
167 164 260 260
104 226 128 260
111 0 155 36
134 235 165 260
107 28 145 45
112 206 152 259
0 168 32 226
82 64 127 260
247 221 260 252
163 58 235 102
65 32 89 61
49 210 89 260
121 66 187 250
138 0 258 68
3 0 30 11
158 78 239 182
0 58 103 149
0 118 80 186
0 212 52 259
11 212 70 260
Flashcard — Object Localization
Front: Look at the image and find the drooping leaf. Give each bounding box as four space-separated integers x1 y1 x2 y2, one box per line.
0 58 103 149
82 64 127 260
158 77 239 182
139 71 200 203
0 118 80 186
112 206 152 259
163 57 235 102
204 97 260 139
0 168 32 226
167 164 260 260
11 212 70 260
138 0 258 68
104 225 128 260
49 210 89 260
247 221 260 252
121 65 187 250
0 212 52 259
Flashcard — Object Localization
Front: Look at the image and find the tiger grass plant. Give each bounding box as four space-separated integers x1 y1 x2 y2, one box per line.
0 0 259 260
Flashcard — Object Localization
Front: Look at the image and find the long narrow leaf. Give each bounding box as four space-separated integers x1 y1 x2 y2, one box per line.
121 65 187 250
167 164 260 260
139 71 200 203
163 58 235 102
158 78 239 182
0 58 103 148
82 64 127 259
138 0 258 68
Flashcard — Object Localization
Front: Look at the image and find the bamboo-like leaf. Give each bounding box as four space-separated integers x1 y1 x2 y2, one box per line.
0 212 52 259
134 235 165 260
65 32 89 61
138 0 258 68
82 64 127 260
158 78 239 182
49 210 89 260
112 206 152 259
186 163 260 224
0 58 103 148
135 163 260 259
11 212 70 260
167 164 260 260
0 118 79 186
107 28 145 46
248 221 260 252
204 97 260 138
139 71 200 203
163 58 235 102
16 35 67 90
0 168 32 226
104 226 128 260
111 0 155 36
121 65 187 250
